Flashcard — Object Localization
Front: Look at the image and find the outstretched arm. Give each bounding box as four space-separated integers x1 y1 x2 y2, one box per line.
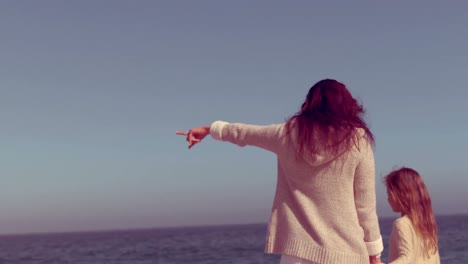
177 121 284 153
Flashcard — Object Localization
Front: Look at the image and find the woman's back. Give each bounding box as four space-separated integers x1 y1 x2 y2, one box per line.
208 120 383 263
262 125 381 264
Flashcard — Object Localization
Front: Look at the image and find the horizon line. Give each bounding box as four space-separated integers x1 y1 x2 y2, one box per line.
1 213 466 238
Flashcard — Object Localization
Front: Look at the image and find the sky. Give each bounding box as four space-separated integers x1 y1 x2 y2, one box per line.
1 1 467 235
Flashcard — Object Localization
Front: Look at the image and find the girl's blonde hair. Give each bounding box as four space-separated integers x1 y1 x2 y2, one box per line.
385 167 438 256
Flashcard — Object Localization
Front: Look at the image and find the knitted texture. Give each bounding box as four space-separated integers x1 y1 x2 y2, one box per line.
210 121 384 264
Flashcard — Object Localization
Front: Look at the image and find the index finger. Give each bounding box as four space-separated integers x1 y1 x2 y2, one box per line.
176 131 188 135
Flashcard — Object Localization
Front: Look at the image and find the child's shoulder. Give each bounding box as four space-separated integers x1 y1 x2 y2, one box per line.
393 215 413 230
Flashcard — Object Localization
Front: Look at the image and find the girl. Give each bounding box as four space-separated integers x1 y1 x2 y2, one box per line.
177 79 384 264
385 167 441 264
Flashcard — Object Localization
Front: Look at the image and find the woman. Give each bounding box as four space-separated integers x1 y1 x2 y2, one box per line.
177 79 384 264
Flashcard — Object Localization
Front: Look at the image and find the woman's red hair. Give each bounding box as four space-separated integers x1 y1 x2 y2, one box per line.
286 79 374 157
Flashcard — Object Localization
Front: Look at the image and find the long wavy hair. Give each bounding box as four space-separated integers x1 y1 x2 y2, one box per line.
285 79 374 157
385 167 438 256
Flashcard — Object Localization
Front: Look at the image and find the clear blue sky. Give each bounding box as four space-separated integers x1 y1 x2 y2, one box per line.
1 1 467 234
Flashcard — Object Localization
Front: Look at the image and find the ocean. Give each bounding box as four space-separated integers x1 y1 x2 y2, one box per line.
0 215 466 264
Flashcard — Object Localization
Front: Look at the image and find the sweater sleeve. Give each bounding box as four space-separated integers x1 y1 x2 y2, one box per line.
389 219 415 264
353 139 384 256
209 120 283 153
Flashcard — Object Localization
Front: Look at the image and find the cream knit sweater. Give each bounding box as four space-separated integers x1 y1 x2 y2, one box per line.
210 121 383 264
